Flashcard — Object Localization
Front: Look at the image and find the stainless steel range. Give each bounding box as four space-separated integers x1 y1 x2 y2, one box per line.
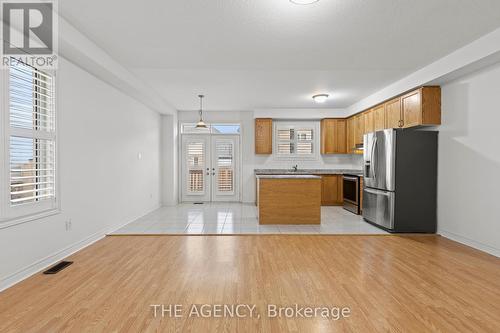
362 129 438 233
343 174 360 214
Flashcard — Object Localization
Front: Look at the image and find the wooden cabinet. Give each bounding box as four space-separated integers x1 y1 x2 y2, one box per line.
401 90 421 128
373 104 385 131
385 97 402 128
354 113 365 145
364 109 374 134
346 117 355 153
383 87 441 129
402 87 441 128
320 175 343 206
320 119 347 154
255 118 272 154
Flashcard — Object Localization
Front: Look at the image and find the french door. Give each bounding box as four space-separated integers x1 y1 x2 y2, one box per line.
181 134 240 202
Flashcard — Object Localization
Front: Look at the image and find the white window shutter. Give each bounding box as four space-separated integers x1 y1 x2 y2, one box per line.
9 64 56 206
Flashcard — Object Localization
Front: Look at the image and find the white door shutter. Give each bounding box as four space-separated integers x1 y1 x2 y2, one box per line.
215 139 234 194
186 141 206 194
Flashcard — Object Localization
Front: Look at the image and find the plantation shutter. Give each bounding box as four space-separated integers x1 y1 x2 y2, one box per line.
215 140 233 193
187 141 205 193
276 126 313 156
9 63 56 206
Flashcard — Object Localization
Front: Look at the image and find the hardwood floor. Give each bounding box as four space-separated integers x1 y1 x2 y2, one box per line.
0 235 499 332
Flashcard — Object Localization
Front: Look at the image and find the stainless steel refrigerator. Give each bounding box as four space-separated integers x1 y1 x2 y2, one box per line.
362 129 438 233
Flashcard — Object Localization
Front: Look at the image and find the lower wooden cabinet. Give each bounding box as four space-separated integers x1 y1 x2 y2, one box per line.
319 175 343 206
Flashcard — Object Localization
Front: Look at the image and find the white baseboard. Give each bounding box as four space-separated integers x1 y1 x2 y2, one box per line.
438 230 500 257
0 204 161 292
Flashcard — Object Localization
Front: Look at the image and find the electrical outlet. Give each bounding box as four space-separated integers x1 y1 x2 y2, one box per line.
65 219 72 231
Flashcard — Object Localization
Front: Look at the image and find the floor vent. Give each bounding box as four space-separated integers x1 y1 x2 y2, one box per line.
43 261 73 274
194 202 204 205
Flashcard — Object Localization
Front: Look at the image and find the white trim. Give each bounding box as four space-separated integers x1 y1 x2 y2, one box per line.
0 69 7 220
0 203 160 292
439 230 500 258
0 227 104 292
0 208 60 229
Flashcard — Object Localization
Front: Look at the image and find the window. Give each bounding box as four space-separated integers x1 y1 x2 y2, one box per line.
1 63 58 223
181 123 240 135
274 121 318 160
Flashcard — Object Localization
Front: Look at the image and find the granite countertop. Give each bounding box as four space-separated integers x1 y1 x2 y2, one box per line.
256 174 321 179
254 169 363 176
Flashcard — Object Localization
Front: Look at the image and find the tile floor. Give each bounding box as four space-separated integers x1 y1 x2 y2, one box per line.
112 203 387 235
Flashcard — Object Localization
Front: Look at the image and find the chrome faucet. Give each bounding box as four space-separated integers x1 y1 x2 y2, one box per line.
292 164 298 172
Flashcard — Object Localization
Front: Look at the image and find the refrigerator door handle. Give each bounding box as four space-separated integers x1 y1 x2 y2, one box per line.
370 137 378 180
365 188 390 196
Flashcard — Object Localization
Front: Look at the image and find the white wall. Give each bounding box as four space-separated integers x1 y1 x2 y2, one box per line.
177 111 362 203
437 61 500 256
0 58 162 290
161 113 179 206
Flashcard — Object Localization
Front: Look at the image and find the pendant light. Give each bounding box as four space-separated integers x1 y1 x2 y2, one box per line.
195 94 207 128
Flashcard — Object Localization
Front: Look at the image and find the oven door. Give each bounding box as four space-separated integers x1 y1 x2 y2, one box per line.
343 176 359 204
343 176 359 214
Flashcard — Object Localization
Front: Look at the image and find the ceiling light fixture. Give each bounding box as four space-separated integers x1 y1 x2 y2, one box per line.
290 0 320 5
312 94 329 103
195 94 207 128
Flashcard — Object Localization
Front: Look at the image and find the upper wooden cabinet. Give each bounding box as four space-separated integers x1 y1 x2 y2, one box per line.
364 109 374 134
385 97 402 128
402 87 441 128
320 119 347 154
354 113 365 145
373 104 385 131
255 118 272 154
359 86 441 133
346 117 355 153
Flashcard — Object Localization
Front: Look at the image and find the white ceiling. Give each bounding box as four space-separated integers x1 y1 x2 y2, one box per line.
60 0 500 111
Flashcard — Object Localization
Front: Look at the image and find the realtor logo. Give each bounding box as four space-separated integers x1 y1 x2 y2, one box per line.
1 0 58 69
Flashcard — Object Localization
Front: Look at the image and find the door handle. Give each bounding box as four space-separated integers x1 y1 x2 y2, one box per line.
365 188 390 196
370 137 377 179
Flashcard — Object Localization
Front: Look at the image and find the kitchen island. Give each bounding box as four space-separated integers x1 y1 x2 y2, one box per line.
257 175 321 224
